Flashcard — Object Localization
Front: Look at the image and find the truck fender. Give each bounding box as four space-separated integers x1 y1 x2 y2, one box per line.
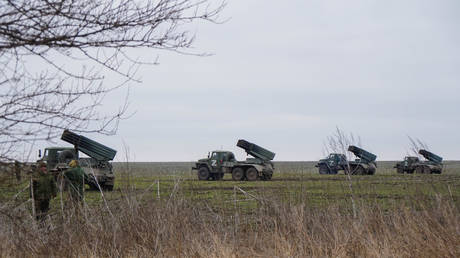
248 164 265 173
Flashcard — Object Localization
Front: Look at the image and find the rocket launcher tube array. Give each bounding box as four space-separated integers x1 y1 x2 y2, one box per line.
237 139 275 161
61 130 117 161
347 145 377 163
418 149 443 164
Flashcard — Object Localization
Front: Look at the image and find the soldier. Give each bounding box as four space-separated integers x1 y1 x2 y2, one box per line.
64 160 85 204
14 160 21 182
31 162 57 221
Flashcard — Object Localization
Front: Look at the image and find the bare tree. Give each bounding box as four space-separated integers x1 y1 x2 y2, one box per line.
323 127 362 160
0 0 225 161
323 127 363 217
407 136 429 158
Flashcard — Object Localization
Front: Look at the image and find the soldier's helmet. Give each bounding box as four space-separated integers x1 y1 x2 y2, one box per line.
69 160 78 168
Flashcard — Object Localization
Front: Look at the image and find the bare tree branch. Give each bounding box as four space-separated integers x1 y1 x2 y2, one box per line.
407 135 429 159
0 0 226 161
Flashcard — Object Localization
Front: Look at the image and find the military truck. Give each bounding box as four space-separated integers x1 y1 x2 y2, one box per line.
316 145 377 175
192 139 275 181
38 130 117 191
395 149 442 174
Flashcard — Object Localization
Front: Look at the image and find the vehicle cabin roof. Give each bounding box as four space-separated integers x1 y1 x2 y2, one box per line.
45 147 74 150
212 150 232 153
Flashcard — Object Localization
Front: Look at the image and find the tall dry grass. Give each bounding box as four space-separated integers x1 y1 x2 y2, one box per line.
0 181 458 258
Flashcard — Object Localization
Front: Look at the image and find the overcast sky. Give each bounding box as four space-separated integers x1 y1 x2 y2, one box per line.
64 0 460 162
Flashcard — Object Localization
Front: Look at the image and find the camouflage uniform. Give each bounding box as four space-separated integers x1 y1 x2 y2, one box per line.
14 161 21 182
31 164 57 220
64 161 85 203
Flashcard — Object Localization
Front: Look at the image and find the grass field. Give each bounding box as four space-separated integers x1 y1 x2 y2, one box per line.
111 161 460 209
0 161 459 257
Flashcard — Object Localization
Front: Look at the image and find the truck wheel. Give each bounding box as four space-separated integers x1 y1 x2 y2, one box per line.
246 168 258 181
397 167 404 174
198 167 210 180
261 173 272 180
318 165 329 175
232 168 244 181
352 166 365 175
415 166 424 174
423 166 431 174
432 169 442 174
368 167 376 175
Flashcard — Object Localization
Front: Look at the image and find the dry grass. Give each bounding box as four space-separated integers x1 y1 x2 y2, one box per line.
0 189 459 257
0 163 459 257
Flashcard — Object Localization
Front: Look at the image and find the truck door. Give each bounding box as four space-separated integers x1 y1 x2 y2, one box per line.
328 154 337 167
210 152 224 173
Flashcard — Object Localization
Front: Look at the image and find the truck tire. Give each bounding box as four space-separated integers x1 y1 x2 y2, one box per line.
415 166 424 174
352 165 365 175
423 166 431 174
261 172 272 180
368 167 376 175
318 165 329 174
432 169 442 174
198 167 210 180
232 167 244 181
397 167 404 174
246 167 258 181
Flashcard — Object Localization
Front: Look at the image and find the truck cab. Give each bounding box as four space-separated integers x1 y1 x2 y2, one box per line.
39 147 77 171
395 156 419 174
404 156 419 166
207 151 235 171
194 151 235 180
316 153 347 174
199 151 236 171
326 153 347 167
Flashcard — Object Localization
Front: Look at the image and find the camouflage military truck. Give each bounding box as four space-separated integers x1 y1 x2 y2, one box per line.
38 130 117 191
316 145 377 175
395 149 442 174
192 139 275 181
